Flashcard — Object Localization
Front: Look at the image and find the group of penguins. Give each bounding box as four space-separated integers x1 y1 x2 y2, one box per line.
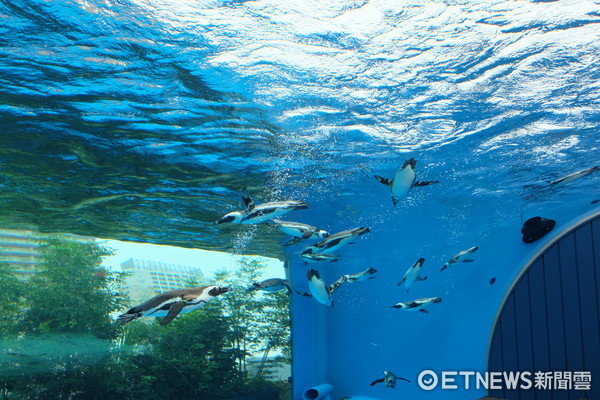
115 159 599 391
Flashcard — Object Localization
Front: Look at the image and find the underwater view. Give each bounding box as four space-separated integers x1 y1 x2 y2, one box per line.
1 0 599 399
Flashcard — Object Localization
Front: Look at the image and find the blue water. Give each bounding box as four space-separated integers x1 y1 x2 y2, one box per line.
1 0 599 399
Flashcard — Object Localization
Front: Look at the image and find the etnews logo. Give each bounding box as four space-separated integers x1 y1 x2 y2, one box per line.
418 370 592 391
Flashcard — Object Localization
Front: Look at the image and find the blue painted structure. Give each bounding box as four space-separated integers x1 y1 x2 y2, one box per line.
488 211 600 400
291 205 600 400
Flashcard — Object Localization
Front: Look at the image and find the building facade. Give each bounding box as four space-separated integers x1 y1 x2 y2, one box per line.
0 229 94 280
120 258 207 305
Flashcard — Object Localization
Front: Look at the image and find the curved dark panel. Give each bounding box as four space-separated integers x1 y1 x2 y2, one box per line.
487 212 600 400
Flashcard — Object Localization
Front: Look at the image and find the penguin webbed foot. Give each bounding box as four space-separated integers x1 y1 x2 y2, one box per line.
462 259 475 263
419 309 429 313
417 275 428 281
116 312 140 325
241 188 255 211
284 237 302 246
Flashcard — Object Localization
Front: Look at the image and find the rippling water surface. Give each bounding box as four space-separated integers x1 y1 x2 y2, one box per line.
1 0 599 256
1 1 599 397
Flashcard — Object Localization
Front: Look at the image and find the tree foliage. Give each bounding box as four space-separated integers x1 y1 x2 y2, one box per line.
0 239 291 400
18 235 125 338
214 259 291 377
0 262 25 335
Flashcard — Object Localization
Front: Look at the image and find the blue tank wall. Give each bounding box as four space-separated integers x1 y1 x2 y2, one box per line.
290 199 600 400
488 212 600 400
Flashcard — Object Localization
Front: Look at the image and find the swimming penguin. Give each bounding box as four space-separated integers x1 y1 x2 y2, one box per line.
296 269 346 308
370 370 411 388
247 278 291 294
300 227 370 256
344 267 378 283
550 166 599 186
267 219 330 246
300 253 341 263
215 190 308 225
374 158 439 205
307 269 334 308
398 258 427 291
440 246 478 271
117 285 230 325
391 297 442 313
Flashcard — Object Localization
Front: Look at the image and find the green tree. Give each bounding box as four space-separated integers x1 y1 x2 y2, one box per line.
19 235 126 338
1 235 128 400
214 258 291 379
214 259 267 376
0 262 25 335
255 290 291 378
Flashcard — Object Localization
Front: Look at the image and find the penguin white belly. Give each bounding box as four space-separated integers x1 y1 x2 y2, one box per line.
261 285 286 292
390 169 415 198
308 280 331 306
402 268 419 291
278 225 306 237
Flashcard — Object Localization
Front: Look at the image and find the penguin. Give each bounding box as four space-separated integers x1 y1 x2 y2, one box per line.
370 370 411 388
398 258 427 291
391 297 442 313
300 253 341 263
117 285 230 325
550 166 599 186
300 227 370 256
374 158 439 205
441 246 478 271
307 269 334 308
215 190 308 225
344 267 378 283
247 278 291 294
295 269 346 308
267 219 330 246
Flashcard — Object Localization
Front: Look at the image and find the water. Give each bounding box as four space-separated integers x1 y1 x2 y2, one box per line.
0 0 599 399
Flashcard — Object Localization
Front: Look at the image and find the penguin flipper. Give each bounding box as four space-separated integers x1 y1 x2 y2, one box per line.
329 276 347 293
301 230 313 239
413 180 440 187
241 188 255 211
419 309 429 314
374 175 392 186
159 301 187 325
370 378 385 386
417 275 428 281
296 290 312 297
462 259 475 263
397 377 412 383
